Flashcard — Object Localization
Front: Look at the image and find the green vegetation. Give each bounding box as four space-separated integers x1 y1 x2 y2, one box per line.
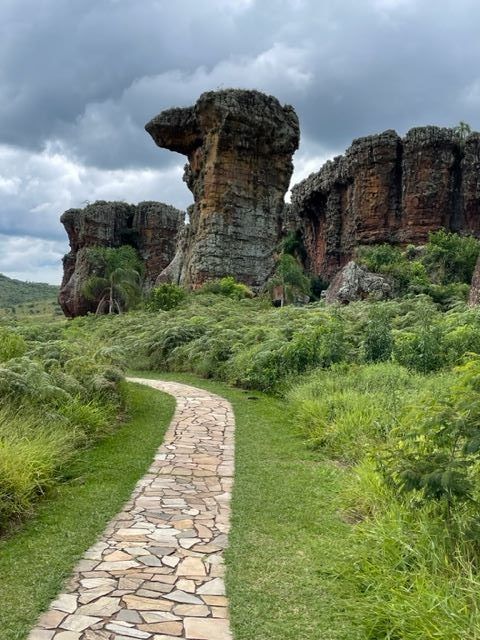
0 323 127 530
4 229 480 638
0 383 175 640
267 253 311 305
131 371 360 640
145 282 187 311
357 229 480 305
0 273 58 308
199 275 253 299
83 245 144 314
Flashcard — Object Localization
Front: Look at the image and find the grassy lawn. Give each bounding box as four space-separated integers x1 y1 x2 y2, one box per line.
0 383 175 640
132 371 360 640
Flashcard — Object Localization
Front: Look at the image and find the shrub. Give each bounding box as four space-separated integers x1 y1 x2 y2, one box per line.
393 326 445 373
383 358 480 511
423 229 480 285
145 284 187 311
199 276 253 300
267 254 311 304
362 306 393 362
357 244 429 295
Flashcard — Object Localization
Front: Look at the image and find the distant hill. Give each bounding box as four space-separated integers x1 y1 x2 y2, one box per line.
0 273 59 308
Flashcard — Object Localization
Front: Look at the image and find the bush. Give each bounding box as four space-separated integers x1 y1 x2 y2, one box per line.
362 306 393 362
146 284 187 311
384 358 480 511
423 229 480 285
393 326 445 373
357 244 429 295
199 276 253 300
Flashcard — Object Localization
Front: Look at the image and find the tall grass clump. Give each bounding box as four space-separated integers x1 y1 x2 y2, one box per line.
0 408 74 526
0 323 127 531
289 356 480 639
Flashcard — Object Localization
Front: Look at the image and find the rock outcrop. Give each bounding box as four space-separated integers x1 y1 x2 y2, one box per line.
469 255 480 306
59 201 183 317
323 261 393 304
146 89 300 290
292 128 480 279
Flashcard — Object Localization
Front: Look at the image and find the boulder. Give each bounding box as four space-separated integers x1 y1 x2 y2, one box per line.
324 261 392 304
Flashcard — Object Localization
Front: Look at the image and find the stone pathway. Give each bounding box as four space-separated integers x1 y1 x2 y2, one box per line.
28 378 235 640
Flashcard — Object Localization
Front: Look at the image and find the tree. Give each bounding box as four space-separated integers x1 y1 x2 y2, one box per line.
268 254 311 306
453 121 472 142
82 246 143 315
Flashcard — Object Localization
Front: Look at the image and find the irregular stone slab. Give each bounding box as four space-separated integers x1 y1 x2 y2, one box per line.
27 379 235 640
184 617 231 640
59 614 101 632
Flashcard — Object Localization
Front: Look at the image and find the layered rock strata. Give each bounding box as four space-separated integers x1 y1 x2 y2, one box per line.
291 129 480 279
146 89 300 290
59 201 184 317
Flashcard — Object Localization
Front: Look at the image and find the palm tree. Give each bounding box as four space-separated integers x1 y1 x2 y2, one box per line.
82 246 143 315
83 267 142 314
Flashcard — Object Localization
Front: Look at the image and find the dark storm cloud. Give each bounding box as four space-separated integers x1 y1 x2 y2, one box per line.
2 0 480 169
2 0 480 282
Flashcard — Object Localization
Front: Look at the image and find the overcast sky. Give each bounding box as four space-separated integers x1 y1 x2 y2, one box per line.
1 0 479 283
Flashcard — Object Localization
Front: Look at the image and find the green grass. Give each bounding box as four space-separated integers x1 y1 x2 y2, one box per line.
0 382 175 640
133 371 360 640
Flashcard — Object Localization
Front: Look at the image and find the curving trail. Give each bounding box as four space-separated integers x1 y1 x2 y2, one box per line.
28 378 235 640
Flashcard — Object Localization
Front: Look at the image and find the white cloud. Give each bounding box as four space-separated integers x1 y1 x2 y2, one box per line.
0 143 191 283
0 234 65 284
0 143 190 240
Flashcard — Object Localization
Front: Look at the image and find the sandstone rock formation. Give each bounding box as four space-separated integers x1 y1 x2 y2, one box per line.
59 201 183 317
469 255 480 306
292 128 480 280
145 89 299 290
323 261 393 304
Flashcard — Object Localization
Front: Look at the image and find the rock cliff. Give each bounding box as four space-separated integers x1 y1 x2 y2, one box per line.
291 128 480 279
145 89 300 290
59 201 183 317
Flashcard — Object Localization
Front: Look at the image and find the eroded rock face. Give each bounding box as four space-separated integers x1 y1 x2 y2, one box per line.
324 261 393 304
292 128 480 279
59 201 184 317
146 89 300 290
469 255 480 306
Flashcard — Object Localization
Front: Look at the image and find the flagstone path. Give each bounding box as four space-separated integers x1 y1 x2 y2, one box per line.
28 378 235 640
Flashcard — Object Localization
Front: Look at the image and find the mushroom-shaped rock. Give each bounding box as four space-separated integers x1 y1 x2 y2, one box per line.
146 89 300 290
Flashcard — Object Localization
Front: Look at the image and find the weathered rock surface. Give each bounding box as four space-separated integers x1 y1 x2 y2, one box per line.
59 201 184 317
469 255 480 306
146 89 299 290
324 260 393 304
292 129 480 279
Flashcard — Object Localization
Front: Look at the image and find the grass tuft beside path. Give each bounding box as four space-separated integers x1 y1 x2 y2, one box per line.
133 371 360 640
0 383 175 640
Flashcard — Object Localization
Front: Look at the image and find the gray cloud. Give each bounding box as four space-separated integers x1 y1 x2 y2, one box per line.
1 0 480 282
